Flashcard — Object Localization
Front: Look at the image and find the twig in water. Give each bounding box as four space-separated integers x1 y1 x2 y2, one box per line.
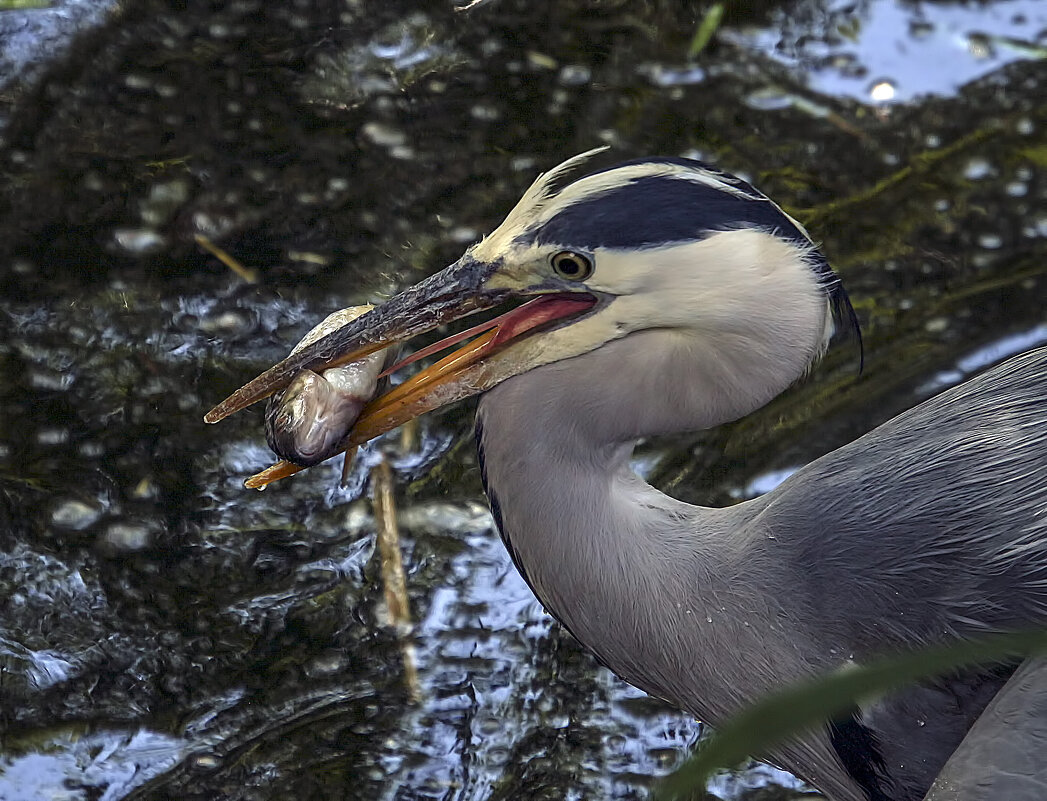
195 234 259 283
372 458 421 700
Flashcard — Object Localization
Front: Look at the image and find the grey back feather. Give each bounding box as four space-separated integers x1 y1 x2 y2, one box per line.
476 344 1047 801
764 345 1047 645
924 655 1047 801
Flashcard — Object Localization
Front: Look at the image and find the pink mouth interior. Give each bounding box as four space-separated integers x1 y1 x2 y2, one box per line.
380 294 596 378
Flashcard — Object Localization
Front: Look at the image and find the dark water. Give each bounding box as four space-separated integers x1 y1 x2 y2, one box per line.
0 1 1044 799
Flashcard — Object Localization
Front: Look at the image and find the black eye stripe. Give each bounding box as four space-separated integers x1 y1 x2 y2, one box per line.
526 173 810 251
508 158 862 367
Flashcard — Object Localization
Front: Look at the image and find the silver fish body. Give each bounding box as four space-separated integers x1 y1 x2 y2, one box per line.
264 306 386 466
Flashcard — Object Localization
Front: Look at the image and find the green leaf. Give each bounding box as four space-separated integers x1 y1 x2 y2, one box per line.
688 3 725 59
657 629 1047 800
0 0 52 8
1020 144 1047 167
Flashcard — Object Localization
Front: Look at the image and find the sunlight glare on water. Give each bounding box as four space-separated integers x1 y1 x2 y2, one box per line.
734 0 1047 103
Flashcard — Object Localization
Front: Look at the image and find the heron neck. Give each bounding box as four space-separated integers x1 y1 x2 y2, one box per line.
475 360 777 709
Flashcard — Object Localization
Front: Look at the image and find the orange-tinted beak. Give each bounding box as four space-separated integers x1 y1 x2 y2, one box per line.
204 255 597 488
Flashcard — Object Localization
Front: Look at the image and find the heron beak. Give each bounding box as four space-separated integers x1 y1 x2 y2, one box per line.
204 256 507 424
204 255 597 487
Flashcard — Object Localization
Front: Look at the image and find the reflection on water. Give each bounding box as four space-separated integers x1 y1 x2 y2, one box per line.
735 0 1047 104
0 729 185 801
919 323 1047 392
0 0 1044 799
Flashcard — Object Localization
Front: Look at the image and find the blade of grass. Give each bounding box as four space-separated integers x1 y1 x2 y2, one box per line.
688 3 725 59
657 629 1047 800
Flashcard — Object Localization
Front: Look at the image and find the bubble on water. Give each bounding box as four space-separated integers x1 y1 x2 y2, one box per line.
113 228 166 255
558 64 591 86
362 122 407 147
963 158 993 180
51 500 102 531
101 521 154 552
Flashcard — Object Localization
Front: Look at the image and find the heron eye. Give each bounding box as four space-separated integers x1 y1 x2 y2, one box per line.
550 250 593 281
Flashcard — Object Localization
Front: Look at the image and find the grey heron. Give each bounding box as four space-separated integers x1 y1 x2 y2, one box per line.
206 150 1047 801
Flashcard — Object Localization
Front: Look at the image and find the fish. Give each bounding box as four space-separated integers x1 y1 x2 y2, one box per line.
264 306 388 469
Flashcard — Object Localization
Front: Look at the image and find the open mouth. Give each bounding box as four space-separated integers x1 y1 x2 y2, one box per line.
212 290 600 489
379 292 600 382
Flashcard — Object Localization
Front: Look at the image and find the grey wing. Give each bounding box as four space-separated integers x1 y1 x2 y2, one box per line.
751 346 1047 799
923 655 1047 801
766 344 1047 645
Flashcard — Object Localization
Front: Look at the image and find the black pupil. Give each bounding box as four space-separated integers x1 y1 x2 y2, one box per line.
559 254 582 275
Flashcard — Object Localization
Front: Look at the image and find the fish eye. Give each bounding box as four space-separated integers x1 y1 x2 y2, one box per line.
550 250 593 281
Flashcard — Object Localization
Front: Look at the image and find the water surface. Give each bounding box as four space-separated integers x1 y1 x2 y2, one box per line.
0 1 1044 799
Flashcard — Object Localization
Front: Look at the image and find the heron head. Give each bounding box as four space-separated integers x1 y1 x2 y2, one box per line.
205 149 860 482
